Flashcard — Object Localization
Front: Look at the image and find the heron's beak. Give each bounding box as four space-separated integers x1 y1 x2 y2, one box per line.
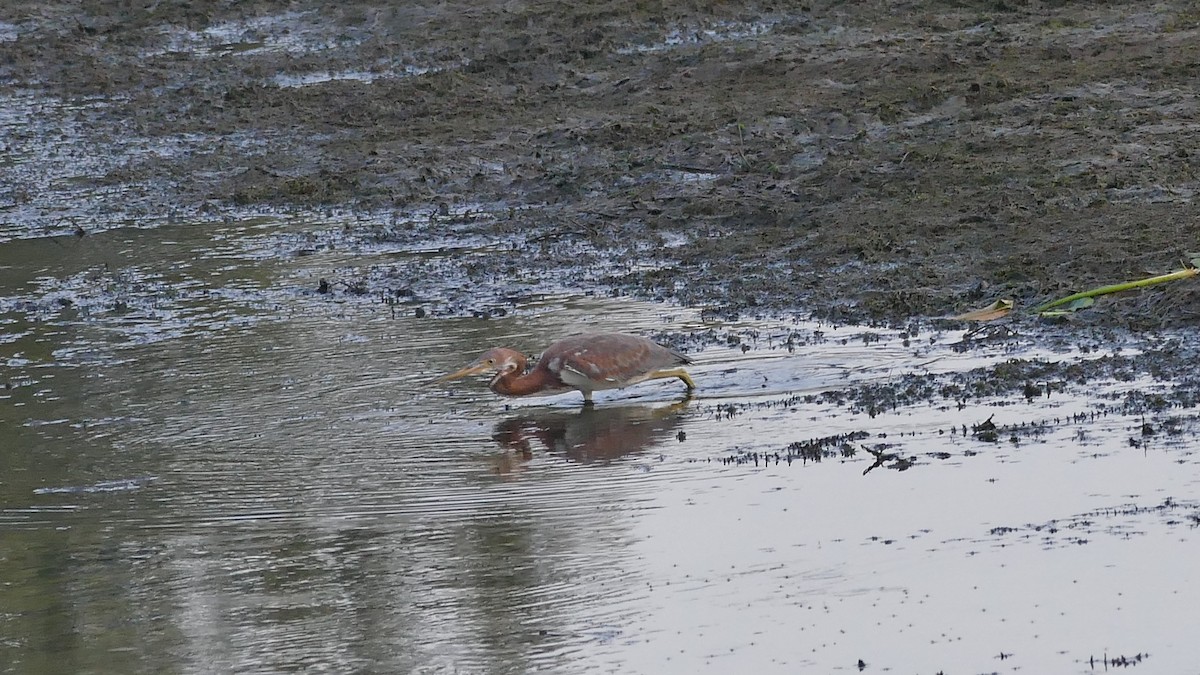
438 360 492 383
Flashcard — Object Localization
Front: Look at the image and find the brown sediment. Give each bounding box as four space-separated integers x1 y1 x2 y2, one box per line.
3 1 1198 329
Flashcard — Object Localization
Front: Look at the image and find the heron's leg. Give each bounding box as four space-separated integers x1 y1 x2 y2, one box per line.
679 370 696 391
649 368 696 391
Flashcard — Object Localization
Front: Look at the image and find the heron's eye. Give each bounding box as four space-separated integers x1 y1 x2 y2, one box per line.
486 359 494 365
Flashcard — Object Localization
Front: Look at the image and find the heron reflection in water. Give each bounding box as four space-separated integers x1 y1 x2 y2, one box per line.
490 400 689 471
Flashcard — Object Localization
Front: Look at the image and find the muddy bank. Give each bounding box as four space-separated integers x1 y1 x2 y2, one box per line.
2 0 1199 329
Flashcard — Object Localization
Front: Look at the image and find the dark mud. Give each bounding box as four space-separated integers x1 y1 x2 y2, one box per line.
3 1 1200 445
4 0 1199 329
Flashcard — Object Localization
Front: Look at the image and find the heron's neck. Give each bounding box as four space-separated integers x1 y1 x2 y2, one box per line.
491 365 558 397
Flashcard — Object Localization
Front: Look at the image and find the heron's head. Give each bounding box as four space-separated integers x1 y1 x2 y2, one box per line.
439 347 525 383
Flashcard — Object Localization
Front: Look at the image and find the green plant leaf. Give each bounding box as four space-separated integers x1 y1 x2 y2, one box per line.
1033 266 1199 314
1039 296 1095 319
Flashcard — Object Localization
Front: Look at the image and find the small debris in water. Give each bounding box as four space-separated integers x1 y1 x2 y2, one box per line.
717 431 868 466
973 414 999 442
1089 652 1148 669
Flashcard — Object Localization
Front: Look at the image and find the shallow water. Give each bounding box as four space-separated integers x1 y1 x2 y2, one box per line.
1 217 1196 674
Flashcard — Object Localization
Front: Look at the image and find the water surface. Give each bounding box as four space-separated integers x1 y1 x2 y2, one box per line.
2 217 1196 674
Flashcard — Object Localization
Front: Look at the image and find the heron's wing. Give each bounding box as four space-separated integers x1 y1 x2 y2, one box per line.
549 334 682 388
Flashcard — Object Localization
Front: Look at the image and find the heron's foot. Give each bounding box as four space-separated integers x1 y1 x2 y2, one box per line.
648 367 696 391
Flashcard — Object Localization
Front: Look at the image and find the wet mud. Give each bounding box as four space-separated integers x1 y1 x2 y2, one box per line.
6 1 1199 416
4 1 1200 329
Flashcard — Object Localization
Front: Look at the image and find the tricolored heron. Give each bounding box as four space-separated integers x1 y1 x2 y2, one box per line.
439 332 695 403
